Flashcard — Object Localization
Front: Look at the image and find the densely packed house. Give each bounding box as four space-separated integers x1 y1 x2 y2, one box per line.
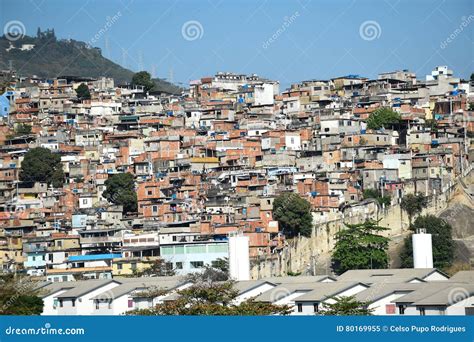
0 67 472 283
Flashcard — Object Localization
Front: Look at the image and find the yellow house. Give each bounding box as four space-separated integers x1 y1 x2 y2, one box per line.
112 257 160 276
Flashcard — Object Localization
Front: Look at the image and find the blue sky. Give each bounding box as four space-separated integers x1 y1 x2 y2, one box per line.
1 0 473 88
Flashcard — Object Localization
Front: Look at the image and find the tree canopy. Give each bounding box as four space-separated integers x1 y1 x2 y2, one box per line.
131 71 155 92
75 83 91 100
332 220 390 275
185 258 230 283
15 123 32 135
0 275 44 315
133 258 175 277
400 215 454 269
20 147 64 187
366 107 401 130
400 193 428 226
127 281 291 316
273 193 313 237
320 296 373 316
102 173 137 214
363 189 391 207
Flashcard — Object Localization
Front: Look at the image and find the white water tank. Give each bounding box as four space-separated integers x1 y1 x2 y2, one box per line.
228 233 250 281
412 228 433 268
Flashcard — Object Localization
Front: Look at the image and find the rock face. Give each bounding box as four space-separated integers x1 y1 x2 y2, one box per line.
438 174 474 266
439 204 474 239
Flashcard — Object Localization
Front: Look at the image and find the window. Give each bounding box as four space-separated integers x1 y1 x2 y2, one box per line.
152 205 158 213
59 300 63 308
419 308 425 316
117 264 122 270
398 306 405 315
186 245 206 254
95 301 99 310
313 303 319 313
385 304 396 314
128 299 134 308
175 262 183 269
190 261 204 269
147 190 153 196
297 303 303 313
131 263 137 270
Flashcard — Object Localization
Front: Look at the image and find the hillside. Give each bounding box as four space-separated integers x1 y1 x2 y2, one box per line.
0 33 182 94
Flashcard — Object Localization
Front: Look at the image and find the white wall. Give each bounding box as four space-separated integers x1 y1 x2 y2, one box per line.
56 282 119 315
446 295 474 315
42 290 69 315
423 271 449 282
369 292 411 316
234 283 276 305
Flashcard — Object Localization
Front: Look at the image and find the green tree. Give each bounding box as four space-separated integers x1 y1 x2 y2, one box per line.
273 193 313 237
133 258 175 277
0 275 44 315
470 73 474 82
320 296 373 316
400 215 454 269
400 193 428 226
131 71 155 92
15 124 32 135
332 220 390 275
20 147 64 187
186 258 230 282
127 281 291 316
75 83 91 100
363 189 391 207
366 107 401 130
102 173 137 214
